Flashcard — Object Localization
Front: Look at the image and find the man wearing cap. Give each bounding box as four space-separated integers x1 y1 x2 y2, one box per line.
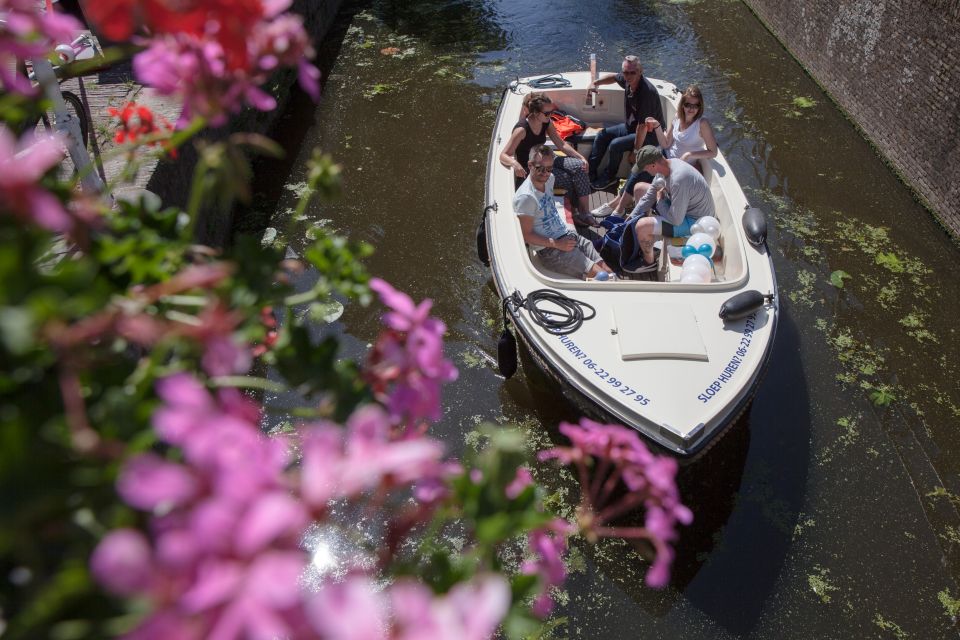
586 55 664 191
513 145 615 279
625 145 715 267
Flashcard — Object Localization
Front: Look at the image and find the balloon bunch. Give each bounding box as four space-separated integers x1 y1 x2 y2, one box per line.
679 216 721 284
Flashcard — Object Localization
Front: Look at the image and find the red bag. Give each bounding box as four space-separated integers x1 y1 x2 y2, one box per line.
549 110 585 140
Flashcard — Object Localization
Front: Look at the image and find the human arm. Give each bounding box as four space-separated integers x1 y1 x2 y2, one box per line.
547 123 588 164
648 117 671 148
680 118 719 163
586 72 619 99
517 214 576 251
499 126 528 178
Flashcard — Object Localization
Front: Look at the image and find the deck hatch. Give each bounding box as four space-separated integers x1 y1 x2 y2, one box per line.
613 303 708 361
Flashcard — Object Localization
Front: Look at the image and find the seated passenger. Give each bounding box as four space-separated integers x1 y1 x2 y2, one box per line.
626 146 716 267
593 85 718 217
650 85 718 169
500 93 593 220
513 145 614 280
585 55 664 191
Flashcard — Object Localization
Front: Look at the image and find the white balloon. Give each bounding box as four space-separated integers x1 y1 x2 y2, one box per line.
697 216 721 238
682 253 712 272
690 221 704 236
686 232 716 257
680 271 703 284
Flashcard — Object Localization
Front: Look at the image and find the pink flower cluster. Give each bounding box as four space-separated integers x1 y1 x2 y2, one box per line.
310 573 510 640
92 373 312 639
0 128 71 232
121 0 319 124
88 280 487 637
522 518 575 617
365 278 458 430
0 0 82 94
539 419 692 588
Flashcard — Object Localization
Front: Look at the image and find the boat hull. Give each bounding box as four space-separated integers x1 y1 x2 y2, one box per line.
483 72 778 456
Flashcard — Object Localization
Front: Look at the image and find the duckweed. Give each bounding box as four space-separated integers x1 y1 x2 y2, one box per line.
938 589 960 621
873 614 909 639
808 566 837 603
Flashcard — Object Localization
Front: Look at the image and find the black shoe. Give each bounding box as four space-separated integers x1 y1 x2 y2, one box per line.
590 177 617 191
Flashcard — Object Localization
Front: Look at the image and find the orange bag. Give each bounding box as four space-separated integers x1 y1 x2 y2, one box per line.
549 110 585 140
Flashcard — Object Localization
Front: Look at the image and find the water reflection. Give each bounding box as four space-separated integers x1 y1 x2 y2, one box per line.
251 0 960 637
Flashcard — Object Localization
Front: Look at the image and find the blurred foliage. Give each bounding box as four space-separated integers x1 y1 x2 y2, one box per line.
0 130 374 637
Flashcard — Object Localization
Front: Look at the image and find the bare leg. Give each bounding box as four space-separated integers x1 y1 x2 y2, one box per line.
634 217 658 265
576 195 590 214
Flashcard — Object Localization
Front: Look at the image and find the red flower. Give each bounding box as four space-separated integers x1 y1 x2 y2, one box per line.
108 101 176 156
84 0 264 70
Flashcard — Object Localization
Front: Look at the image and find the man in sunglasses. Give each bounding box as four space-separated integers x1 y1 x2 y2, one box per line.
586 55 664 192
514 145 615 280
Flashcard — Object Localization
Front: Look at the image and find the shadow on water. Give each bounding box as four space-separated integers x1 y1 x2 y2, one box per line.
680 309 810 634
505 305 810 634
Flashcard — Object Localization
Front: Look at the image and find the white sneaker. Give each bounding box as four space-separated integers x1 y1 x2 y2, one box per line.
591 202 614 218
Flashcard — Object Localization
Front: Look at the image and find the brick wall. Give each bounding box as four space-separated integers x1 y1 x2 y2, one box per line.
742 0 960 238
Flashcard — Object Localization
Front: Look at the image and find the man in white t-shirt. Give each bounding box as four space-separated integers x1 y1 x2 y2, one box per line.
513 145 613 279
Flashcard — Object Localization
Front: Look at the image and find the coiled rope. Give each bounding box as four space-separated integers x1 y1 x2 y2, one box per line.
505 289 596 336
509 74 572 92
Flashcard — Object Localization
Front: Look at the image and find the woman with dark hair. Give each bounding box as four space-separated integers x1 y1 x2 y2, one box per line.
592 85 718 217
499 93 592 219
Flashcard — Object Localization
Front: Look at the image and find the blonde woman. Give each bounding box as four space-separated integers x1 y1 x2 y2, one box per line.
651 85 717 168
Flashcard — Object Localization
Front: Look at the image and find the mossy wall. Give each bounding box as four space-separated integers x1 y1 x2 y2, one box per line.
742 0 960 239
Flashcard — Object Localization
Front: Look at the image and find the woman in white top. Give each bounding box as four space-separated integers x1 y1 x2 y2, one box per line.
591 85 718 218
653 85 717 169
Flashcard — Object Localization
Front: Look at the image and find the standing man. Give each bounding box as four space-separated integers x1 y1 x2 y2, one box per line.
586 55 665 191
514 145 614 279
627 146 716 267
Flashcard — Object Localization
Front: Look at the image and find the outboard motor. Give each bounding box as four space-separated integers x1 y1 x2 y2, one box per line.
719 290 774 321
742 207 767 248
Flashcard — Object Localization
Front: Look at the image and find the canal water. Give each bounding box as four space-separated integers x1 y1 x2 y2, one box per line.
261 0 960 637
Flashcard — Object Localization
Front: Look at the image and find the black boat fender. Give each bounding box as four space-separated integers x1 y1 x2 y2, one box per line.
477 204 496 266
497 293 519 378
719 290 774 321
742 207 767 248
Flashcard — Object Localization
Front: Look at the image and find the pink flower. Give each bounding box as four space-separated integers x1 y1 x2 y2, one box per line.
0 0 82 94
391 574 510 640
521 518 574 617
505 467 533 499
301 404 447 507
90 529 154 595
0 129 71 232
309 575 389 640
310 574 509 640
118 453 198 512
128 5 320 126
539 419 691 589
365 278 458 427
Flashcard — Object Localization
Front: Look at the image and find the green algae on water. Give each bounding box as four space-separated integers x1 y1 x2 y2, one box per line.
808 566 837 603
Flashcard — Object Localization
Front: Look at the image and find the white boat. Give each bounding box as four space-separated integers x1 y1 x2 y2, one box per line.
480 70 778 457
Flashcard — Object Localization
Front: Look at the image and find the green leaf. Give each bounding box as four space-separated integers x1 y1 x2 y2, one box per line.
829 270 851 288
875 251 905 273
869 386 896 407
